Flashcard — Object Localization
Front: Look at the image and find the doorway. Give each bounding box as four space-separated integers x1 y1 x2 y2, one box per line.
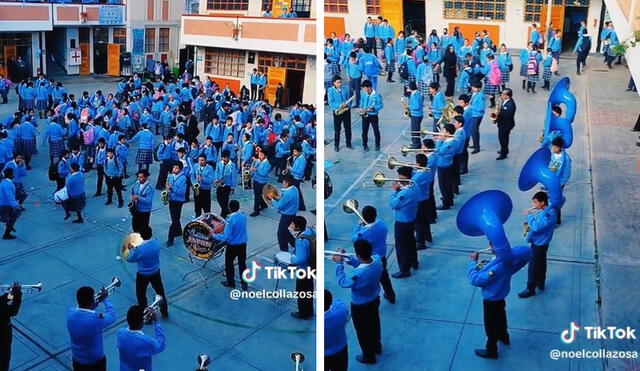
403 0 425 37
179 45 195 73
562 7 588 52
93 27 108 74
285 69 305 107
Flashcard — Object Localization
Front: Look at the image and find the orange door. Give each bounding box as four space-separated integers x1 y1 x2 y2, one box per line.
380 0 403 38
266 67 286 104
107 43 120 76
272 0 289 17
533 5 564 44
79 43 90 75
449 23 500 47
4 46 16 80
325 17 346 37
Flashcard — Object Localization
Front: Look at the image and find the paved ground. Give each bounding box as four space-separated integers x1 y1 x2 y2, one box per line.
1 76 317 371
324 52 640 371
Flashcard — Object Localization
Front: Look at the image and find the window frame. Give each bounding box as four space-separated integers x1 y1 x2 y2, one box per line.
158 28 170 53
206 0 249 11
365 0 380 15
144 28 156 53
204 47 246 78
443 0 507 22
324 0 348 13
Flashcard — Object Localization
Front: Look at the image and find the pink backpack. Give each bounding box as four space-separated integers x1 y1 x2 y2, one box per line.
489 63 501 86
83 127 95 145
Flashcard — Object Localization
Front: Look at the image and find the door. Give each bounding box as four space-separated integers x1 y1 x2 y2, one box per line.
380 0 404 38
403 0 425 36
94 43 108 74
107 43 120 76
265 66 286 105
324 17 345 38
561 7 588 52
285 69 304 108
450 23 501 47
533 5 565 47
79 43 90 75
3 46 16 81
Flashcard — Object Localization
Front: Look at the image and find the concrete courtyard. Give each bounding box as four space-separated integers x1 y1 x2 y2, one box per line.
1 76 317 370
324 53 640 370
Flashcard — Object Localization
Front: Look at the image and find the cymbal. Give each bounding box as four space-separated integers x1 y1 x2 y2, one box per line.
121 233 143 259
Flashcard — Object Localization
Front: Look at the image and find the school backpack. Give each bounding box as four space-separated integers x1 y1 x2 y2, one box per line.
527 54 539 75
398 58 410 80
489 64 502 86
266 131 278 146
83 127 95 146
301 228 317 271
579 37 591 53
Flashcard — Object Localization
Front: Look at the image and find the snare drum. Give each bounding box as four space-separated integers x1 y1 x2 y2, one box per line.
274 251 293 269
182 213 226 260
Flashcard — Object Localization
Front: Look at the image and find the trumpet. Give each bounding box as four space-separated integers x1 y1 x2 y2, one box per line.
0 282 43 294
401 128 454 138
193 182 200 197
401 97 410 118
94 277 121 303
334 95 356 115
143 295 164 324
342 199 367 224
375 155 429 170
324 250 356 262
362 171 415 188
291 352 305 371
160 189 169 205
397 144 435 157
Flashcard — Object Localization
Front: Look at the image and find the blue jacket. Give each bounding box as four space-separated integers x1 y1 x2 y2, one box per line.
251 159 271 184
435 139 457 168
394 37 406 55
104 157 123 177
214 160 237 189
129 129 154 150
364 22 377 38
132 181 154 212
3 161 27 184
272 186 299 216
290 155 306 180
530 29 541 44
275 140 291 158
168 173 187 202
351 218 387 258
324 299 349 356
412 169 432 201
214 210 248 245
191 164 214 190
291 228 314 269
549 37 562 52
117 323 166 371
549 151 571 186
384 44 395 62
66 172 84 197
327 86 349 111
127 238 161 276
526 207 556 246
358 53 381 76
431 91 446 119
156 142 172 161
43 122 66 144
389 185 419 223
336 255 382 305
467 246 531 301
67 300 117 365
359 90 384 116
469 90 485 117
0 179 17 207
345 60 362 79
398 54 417 76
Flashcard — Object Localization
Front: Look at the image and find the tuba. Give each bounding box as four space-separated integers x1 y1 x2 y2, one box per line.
518 148 565 209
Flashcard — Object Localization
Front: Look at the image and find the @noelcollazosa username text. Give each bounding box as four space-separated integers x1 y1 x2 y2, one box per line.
229 289 317 301
549 349 639 360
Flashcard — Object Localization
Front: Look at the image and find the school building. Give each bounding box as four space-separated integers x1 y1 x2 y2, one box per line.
180 0 317 106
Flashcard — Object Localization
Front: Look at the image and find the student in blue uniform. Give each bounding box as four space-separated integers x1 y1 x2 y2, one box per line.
389 166 420 278
215 200 249 290
249 150 271 217
117 305 166 371
191 154 214 217
64 163 85 223
214 150 237 218
468 81 485 153
166 161 187 246
327 76 353 152
518 191 557 298
412 154 434 251
290 216 315 320
407 82 424 149
435 124 457 210
269 174 299 252
325 289 349 371
549 137 571 225
104 148 124 208
359 79 384 152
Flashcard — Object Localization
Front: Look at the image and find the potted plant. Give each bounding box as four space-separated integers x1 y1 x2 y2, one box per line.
612 30 640 56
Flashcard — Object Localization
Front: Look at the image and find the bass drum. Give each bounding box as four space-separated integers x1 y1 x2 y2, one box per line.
182 213 226 260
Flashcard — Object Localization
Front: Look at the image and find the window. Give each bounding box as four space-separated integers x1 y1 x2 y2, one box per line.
261 0 271 11
443 0 506 21
523 0 589 22
325 0 348 13
258 53 306 73
145 28 155 53
204 48 245 78
291 0 312 17
365 0 380 14
158 28 169 52
206 0 249 10
113 28 127 50
553 0 589 5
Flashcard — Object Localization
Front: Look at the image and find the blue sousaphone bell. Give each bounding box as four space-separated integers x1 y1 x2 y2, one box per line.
519 148 565 209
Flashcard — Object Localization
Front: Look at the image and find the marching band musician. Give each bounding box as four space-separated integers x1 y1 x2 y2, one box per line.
325 289 349 371
451 115 466 195
214 150 237 219
518 192 557 298
0 168 21 240
64 163 86 224
240 134 255 190
191 154 214 217
130 170 154 233
457 94 473 174
549 137 571 225
422 139 439 223
176 148 192 203
0 282 21 370
249 150 271 217
127 226 169 318
468 243 530 359
104 148 124 208
327 76 354 152
155 135 173 191
166 161 187 246
435 124 458 210
389 166 420 278
413 154 433 251
302 134 316 182
289 145 307 212
290 215 315 320
352 205 396 303
333 239 383 365
539 105 563 147
270 174 299 252
359 79 384 152
67 286 116 371
407 82 424 149
468 81 486 154
117 305 166 371
215 200 249 290
429 82 446 132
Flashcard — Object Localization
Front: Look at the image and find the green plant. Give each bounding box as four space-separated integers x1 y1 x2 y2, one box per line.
612 29 640 56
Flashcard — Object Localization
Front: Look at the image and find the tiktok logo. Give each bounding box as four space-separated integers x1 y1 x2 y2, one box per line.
561 322 580 344
242 261 262 283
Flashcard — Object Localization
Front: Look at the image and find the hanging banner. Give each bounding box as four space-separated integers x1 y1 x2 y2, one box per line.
132 29 144 54
99 6 124 25
69 48 82 66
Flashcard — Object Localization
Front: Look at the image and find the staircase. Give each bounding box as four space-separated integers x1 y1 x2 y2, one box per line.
46 56 67 77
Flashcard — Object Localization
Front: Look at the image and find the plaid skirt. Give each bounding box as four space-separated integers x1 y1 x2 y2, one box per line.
19 138 37 155
483 77 501 95
418 81 430 95
400 74 416 86
527 72 540 83
519 64 528 77
331 61 340 75
136 148 153 165
36 99 48 110
542 66 552 81
23 98 34 110
385 60 396 73
49 138 65 158
63 194 86 212
500 69 510 83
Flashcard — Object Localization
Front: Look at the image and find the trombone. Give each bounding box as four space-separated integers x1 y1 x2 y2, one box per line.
324 250 356 262
0 282 43 294
143 295 164 324
291 352 305 371
374 155 429 170
342 199 367 224
402 128 454 138
362 171 415 188
395 144 435 157
95 277 121 303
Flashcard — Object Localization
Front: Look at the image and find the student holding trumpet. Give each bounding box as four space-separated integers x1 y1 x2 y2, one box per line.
359 80 384 152
1 282 22 371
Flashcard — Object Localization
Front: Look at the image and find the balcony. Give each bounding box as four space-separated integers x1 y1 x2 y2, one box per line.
0 1 125 31
181 14 316 56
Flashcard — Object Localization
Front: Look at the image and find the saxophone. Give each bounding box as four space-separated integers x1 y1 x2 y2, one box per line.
334 95 356 115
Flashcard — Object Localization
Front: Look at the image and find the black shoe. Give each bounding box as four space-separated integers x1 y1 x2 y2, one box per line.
412 262 419 270
161 311 169 319
3 234 16 240
363 146 369 152
347 145 355 150
453 189 460 195
375 145 380 151
355 355 376 364
468 145 475 149
500 336 511 346
471 149 480 154
26 166 32 170
250 212 260 217
117 202 124 208
537 283 545 291
93 192 102 197
577 71 581 75
64 213 72 220
291 311 312 320
334 146 340 152
376 346 382 355
105 201 112 205
72 218 84 224
383 293 396 304
496 155 507 160
475 349 498 359
221 280 236 288
388 79 396 83
518 288 536 298
460 170 468 174
391 271 411 278
436 205 450 210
